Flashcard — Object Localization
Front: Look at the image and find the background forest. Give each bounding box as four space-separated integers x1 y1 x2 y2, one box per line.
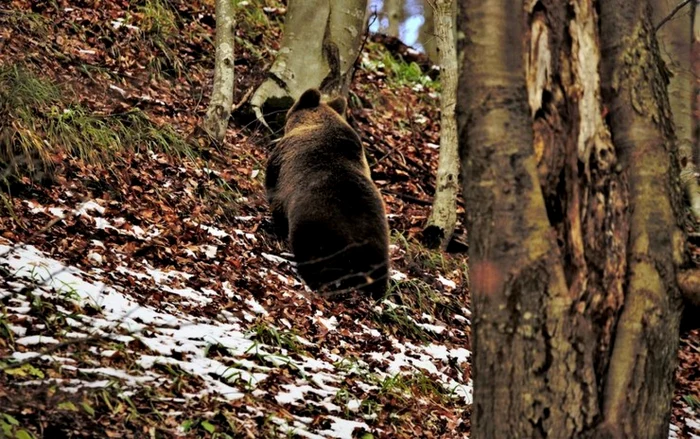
0 0 697 438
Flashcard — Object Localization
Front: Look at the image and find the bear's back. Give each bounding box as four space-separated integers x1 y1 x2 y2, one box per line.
266 88 390 297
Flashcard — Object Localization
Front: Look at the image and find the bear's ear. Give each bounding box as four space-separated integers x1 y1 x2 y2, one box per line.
326 96 347 116
289 88 322 113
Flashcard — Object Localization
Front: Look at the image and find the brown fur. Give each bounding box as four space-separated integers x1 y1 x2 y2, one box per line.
265 89 390 297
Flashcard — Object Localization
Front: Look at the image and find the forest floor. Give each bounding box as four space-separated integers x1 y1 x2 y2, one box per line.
0 1 697 438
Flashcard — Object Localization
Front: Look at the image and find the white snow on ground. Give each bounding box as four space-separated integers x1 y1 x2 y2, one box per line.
0 231 473 437
669 407 700 439
669 423 680 439
16 335 60 345
25 199 162 241
684 407 700 439
9 198 695 437
319 417 371 439
184 218 231 240
390 270 408 281
437 275 456 289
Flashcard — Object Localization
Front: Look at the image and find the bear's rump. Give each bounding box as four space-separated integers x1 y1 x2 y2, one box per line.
290 215 387 294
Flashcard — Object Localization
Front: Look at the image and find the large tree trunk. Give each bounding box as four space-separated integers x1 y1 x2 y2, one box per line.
595 3 686 436
423 0 459 250
458 0 686 437
250 0 367 125
457 1 597 437
652 0 700 221
202 0 235 143
695 2 700 166
598 0 685 436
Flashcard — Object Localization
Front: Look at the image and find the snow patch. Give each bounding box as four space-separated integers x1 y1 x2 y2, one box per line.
319 416 370 439
437 275 457 289
16 335 60 346
390 270 407 281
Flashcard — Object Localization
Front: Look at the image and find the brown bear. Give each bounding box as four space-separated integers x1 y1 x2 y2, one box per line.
265 88 390 298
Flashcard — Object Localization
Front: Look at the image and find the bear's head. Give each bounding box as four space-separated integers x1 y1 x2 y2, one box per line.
284 88 348 133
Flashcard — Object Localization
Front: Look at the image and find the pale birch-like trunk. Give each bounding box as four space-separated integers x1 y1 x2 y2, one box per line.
203 0 235 143
381 0 403 37
652 0 700 221
250 0 368 125
418 0 438 62
423 0 459 250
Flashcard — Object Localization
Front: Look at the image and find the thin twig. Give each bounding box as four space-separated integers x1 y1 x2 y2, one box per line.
231 86 255 113
382 189 433 206
655 0 692 31
349 7 379 86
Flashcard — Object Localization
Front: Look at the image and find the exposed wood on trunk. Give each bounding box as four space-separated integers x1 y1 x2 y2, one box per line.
598 1 685 437
457 1 597 437
566 0 629 388
202 0 235 142
462 0 687 435
423 0 460 250
526 0 629 394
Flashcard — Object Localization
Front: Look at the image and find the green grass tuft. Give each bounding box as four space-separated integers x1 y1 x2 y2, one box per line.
0 65 195 182
247 320 303 354
391 231 466 274
378 371 454 407
362 43 440 90
139 0 178 38
0 9 50 37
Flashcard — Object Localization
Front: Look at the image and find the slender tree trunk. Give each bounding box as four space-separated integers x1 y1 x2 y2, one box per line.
652 0 700 221
418 0 438 62
382 0 403 38
203 0 235 143
423 0 459 250
250 0 368 124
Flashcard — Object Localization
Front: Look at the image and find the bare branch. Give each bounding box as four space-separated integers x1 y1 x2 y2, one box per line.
231 86 255 114
655 0 692 31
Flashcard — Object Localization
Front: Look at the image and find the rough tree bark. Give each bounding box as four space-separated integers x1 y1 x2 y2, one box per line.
598 0 685 436
250 0 368 125
423 0 460 250
457 1 597 437
458 0 686 437
202 0 235 143
652 0 700 221
694 1 700 166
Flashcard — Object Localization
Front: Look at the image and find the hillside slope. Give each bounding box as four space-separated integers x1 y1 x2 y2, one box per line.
0 1 697 438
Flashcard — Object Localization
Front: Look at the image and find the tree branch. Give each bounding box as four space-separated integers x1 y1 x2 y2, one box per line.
655 0 692 31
